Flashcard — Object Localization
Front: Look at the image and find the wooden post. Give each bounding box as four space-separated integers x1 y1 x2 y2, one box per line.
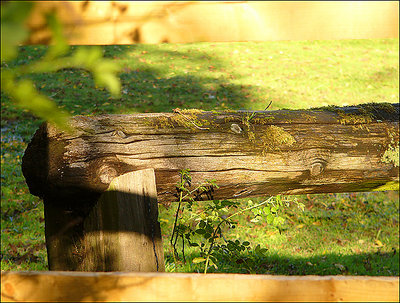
43 200 86 271
45 169 164 272
80 168 164 272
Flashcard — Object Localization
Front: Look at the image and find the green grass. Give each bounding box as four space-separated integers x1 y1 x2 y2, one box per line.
1 39 399 274
160 192 399 275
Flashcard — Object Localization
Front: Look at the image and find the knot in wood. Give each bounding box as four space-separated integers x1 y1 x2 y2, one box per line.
310 161 325 176
98 165 118 184
112 130 127 138
230 123 242 134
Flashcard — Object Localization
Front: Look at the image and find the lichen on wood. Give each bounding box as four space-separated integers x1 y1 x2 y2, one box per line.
381 144 399 167
338 112 373 125
360 102 397 115
144 109 213 131
259 125 296 153
372 181 399 191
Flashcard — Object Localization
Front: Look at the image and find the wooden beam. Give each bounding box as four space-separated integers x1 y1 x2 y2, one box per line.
22 103 399 206
24 1 399 44
1 271 399 302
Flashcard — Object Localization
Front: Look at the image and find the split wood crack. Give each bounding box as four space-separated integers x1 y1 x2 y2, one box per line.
172 108 210 130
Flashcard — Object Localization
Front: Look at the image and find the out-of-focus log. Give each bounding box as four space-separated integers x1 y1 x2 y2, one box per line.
1 271 399 302
24 1 399 45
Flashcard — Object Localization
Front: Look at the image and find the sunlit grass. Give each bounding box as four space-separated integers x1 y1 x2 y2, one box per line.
160 192 399 275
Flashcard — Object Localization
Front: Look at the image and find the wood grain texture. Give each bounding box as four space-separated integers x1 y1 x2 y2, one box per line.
44 169 165 272
22 103 399 206
25 1 399 44
1 271 399 302
80 169 164 272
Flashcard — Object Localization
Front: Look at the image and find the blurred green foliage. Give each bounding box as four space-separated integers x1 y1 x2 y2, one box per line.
1 1 121 130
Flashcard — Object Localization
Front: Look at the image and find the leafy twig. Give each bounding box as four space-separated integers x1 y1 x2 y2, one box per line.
204 196 274 273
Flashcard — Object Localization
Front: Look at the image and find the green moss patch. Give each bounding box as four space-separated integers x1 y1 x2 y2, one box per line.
144 109 213 131
372 181 399 191
381 144 399 167
338 112 373 125
260 125 296 152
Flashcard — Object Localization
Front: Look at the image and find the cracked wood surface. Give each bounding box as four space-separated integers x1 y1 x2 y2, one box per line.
22 103 399 206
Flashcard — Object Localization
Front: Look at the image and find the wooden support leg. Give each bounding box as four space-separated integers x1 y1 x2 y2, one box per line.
43 201 86 271
43 168 165 272
80 168 165 272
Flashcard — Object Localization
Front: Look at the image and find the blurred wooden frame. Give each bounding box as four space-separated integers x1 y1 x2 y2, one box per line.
25 1 399 45
1 271 399 302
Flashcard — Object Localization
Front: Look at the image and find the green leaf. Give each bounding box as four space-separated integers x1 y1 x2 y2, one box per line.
195 228 206 234
263 206 271 215
44 12 69 58
73 47 102 65
70 47 121 97
266 214 274 224
192 257 206 264
1 75 71 131
220 207 228 213
204 233 212 239
1 23 27 62
242 241 250 246
273 216 285 227
1 1 34 22
205 223 213 234
227 243 235 251
1 2 34 61
208 259 218 269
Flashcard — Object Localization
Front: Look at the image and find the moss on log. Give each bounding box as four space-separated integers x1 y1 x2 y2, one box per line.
22 103 399 206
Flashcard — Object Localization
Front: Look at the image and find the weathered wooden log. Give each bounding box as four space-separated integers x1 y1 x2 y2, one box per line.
23 103 399 205
22 103 399 271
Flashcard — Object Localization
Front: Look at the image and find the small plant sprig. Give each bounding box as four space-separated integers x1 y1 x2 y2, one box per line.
170 169 218 266
170 169 305 274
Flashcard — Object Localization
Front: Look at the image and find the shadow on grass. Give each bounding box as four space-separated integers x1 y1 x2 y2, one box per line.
165 249 399 276
104 45 260 113
33 44 270 115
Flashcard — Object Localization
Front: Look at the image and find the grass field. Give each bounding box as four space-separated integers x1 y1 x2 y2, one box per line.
1 39 399 275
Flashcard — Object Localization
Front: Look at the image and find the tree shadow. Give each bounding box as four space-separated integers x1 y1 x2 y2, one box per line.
59 44 264 114
164 249 398 276
1 270 160 302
